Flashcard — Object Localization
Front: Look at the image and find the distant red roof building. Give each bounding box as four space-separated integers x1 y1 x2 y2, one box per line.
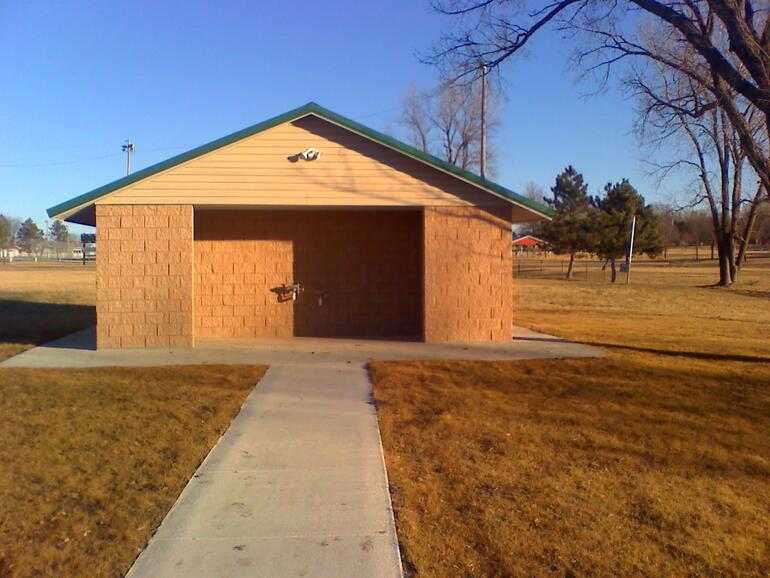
512 235 544 247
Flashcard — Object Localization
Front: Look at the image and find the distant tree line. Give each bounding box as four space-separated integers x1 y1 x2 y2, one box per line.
537 167 663 283
425 1 770 287
524 166 770 285
404 40 768 287
0 214 75 260
653 204 770 262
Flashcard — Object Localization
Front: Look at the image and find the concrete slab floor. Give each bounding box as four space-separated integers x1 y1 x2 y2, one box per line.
0 326 602 368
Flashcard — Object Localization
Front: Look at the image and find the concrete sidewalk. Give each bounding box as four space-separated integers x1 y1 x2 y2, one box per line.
0 326 602 368
4 329 602 577
127 362 403 578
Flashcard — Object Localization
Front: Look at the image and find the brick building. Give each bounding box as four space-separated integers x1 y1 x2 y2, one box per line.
47 103 551 349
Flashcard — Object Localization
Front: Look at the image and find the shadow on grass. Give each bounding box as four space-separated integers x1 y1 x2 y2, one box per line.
0 300 95 346
730 289 770 301
514 335 574 344
584 340 770 364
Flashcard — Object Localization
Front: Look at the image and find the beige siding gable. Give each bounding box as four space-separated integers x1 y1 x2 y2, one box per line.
100 115 499 208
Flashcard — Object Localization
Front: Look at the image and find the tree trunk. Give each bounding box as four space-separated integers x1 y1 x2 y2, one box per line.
715 233 734 287
736 201 761 269
566 252 575 280
727 234 738 284
609 258 617 283
736 238 749 268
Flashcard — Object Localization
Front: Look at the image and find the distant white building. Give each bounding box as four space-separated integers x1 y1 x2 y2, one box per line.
72 244 96 259
0 245 20 260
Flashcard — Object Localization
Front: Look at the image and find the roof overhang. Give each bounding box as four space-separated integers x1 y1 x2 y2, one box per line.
47 102 554 225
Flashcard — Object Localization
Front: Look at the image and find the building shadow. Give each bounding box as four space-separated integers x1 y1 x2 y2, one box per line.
291 209 422 339
582 341 770 364
195 209 423 340
0 300 95 349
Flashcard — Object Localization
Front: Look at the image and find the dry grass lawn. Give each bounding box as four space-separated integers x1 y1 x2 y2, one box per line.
514 255 770 359
372 255 770 577
0 263 266 577
0 365 265 577
0 262 96 361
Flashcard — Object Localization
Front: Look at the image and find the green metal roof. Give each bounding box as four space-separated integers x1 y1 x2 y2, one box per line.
47 102 554 220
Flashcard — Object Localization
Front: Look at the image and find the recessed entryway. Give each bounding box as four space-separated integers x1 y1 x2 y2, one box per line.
194 208 423 339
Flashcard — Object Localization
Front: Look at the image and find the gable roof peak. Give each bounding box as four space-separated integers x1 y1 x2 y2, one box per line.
47 102 553 222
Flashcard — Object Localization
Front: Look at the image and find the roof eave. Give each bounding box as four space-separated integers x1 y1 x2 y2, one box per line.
47 102 554 222
47 103 322 221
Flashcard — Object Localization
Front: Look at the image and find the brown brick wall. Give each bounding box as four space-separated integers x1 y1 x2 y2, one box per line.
422 206 513 341
194 209 422 338
95 205 194 348
95 204 511 347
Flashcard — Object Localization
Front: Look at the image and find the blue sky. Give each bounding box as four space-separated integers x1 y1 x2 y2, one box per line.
1 1 679 234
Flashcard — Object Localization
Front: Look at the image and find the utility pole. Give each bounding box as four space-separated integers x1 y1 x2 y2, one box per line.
122 139 135 175
626 214 637 285
479 62 487 179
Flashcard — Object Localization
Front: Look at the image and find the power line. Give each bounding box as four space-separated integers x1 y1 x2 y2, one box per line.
353 104 401 120
0 105 403 169
0 152 124 168
0 146 189 168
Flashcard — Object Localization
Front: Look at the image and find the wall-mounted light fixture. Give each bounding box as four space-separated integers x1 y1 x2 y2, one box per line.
288 148 322 162
299 148 321 161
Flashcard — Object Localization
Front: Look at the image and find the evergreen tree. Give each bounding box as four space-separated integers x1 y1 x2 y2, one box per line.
49 220 68 243
49 220 69 259
16 218 44 256
594 180 663 282
541 166 595 279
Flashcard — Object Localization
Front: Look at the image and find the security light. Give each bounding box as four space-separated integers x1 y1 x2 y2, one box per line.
299 148 321 161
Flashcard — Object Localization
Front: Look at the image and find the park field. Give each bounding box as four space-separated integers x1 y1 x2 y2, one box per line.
1 257 768 576
0 262 96 362
0 262 265 577
372 254 770 577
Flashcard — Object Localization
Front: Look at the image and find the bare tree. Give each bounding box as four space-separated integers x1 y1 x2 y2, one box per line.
523 181 546 204
0 215 20 260
750 200 770 243
651 203 680 255
735 186 768 265
679 209 716 249
632 31 767 285
0 215 14 260
401 85 432 155
515 182 549 237
400 80 501 175
428 1 770 198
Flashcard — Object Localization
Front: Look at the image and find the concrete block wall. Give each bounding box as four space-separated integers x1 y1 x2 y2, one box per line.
95 205 194 349
423 206 513 341
194 209 422 339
